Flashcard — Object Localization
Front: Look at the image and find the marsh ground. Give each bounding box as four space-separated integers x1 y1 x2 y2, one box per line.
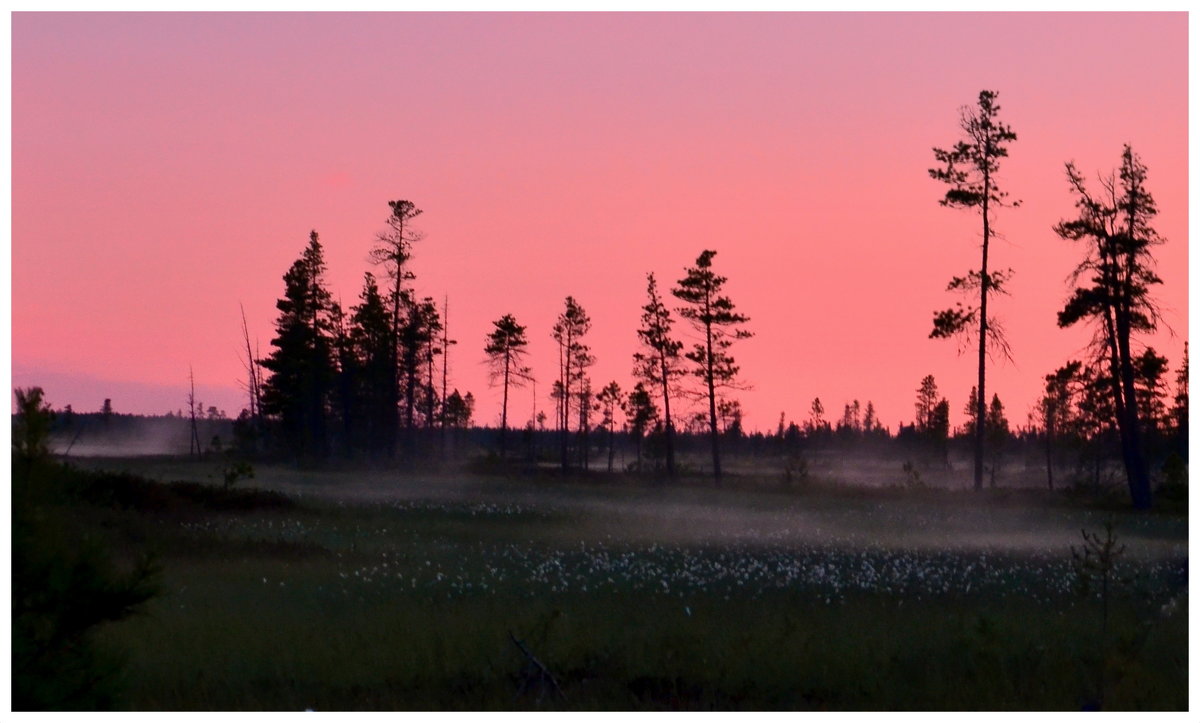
68 455 1187 710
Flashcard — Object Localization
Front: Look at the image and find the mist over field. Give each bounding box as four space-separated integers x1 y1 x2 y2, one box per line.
79 450 1187 560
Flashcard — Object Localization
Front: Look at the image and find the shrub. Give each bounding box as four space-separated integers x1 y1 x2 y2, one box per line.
12 461 160 709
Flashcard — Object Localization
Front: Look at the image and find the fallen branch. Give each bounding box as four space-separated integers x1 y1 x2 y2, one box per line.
509 630 565 703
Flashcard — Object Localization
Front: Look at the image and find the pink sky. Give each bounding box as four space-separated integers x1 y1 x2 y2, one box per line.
12 12 1188 433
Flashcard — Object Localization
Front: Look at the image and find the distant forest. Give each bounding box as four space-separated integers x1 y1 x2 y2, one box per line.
28 91 1188 509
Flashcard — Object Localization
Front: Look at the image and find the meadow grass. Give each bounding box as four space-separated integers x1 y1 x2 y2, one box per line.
64 457 1187 710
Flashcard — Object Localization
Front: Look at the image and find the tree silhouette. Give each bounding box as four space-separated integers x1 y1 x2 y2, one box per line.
914 375 940 433
863 401 878 434
596 381 624 473
672 250 752 486
329 300 358 457
439 296 458 457
370 200 423 456
1170 342 1187 458
484 314 531 460
260 231 337 459
930 398 951 466
238 302 264 450
1133 348 1169 437
633 272 684 480
349 272 395 457
626 382 659 472
1074 362 1121 488
417 297 443 436
807 397 827 435
444 389 474 428
398 296 440 454
552 297 592 473
929 89 1019 492
985 393 1010 487
1054 145 1164 509
577 377 595 471
913 375 949 464
1037 362 1082 490
13 387 53 462
962 386 979 440
187 366 202 457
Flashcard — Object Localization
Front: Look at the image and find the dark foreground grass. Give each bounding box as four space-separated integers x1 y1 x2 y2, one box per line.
33 461 1189 710
104 577 1187 710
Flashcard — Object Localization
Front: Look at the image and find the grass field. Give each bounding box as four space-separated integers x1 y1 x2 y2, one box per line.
41 456 1191 710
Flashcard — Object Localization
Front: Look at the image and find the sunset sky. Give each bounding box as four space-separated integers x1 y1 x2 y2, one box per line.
11 12 1189 433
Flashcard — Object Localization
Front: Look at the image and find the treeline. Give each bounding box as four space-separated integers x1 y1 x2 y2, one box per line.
40 401 233 457
186 90 1185 508
240 202 475 463
237 198 754 486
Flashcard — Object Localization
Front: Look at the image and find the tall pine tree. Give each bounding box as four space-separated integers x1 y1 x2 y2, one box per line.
484 314 531 460
672 250 752 486
1054 145 1165 509
634 272 684 480
929 89 1019 491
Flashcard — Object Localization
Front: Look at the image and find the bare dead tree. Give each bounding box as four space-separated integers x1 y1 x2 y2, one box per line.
239 302 263 448
440 295 457 457
188 366 202 457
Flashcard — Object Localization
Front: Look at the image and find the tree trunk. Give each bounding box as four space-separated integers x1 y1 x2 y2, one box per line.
974 163 990 492
1116 314 1152 509
1044 424 1054 491
441 298 449 459
607 422 615 473
659 355 676 481
705 318 722 487
559 336 569 474
500 354 510 460
405 364 417 456
579 395 589 472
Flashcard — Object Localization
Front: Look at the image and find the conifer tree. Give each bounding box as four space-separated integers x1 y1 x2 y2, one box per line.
261 231 337 459
863 401 878 434
914 375 940 433
1054 145 1165 509
329 300 357 457
1133 348 1170 437
929 89 1019 491
350 273 395 457
1170 342 1187 458
596 381 625 473
808 397 826 434
552 297 592 473
626 382 659 472
397 296 440 453
371 200 423 455
672 250 752 486
985 393 1010 486
633 272 684 479
484 314 530 460
1038 362 1081 490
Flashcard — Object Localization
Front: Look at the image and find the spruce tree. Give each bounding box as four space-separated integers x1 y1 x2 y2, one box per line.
260 231 337 459
349 273 395 457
